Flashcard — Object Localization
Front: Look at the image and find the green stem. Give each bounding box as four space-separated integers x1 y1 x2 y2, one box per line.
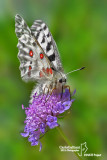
56 126 82 160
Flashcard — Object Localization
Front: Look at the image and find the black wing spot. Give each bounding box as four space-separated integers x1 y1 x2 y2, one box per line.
41 36 45 43
43 25 47 30
46 41 52 52
51 67 56 71
35 32 40 40
48 54 55 61
47 33 50 37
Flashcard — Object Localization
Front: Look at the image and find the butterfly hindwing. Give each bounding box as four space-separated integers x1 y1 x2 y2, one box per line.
15 14 53 82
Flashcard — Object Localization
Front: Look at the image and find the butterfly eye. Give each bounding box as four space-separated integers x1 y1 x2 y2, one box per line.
40 53 44 59
29 50 33 57
59 79 62 83
59 79 66 83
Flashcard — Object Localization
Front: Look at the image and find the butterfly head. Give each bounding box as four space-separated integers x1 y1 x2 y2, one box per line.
57 72 67 85
59 77 66 84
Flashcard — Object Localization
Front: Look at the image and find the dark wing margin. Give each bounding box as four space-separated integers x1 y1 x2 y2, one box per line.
30 20 64 72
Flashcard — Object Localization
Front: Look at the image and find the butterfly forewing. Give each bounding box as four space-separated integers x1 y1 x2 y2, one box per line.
15 14 53 82
30 20 64 72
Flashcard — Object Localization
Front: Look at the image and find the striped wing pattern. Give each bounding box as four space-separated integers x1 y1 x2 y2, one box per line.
30 20 63 72
15 14 53 82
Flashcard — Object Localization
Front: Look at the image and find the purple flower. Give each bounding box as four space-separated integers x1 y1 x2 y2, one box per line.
40 122 45 134
21 88 75 151
46 115 59 129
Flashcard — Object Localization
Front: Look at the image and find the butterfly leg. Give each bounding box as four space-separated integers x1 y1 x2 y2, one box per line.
61 85 71 100
61 85 64 99
45 80 57 102
63 85 71 99
63 85 70 92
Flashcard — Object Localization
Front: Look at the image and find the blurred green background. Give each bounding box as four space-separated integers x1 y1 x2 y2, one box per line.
0 0 107 160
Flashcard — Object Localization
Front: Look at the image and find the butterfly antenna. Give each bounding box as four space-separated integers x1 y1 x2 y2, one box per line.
66 67 85 76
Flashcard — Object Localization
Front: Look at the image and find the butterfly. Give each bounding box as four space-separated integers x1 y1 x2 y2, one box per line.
15 14 84 103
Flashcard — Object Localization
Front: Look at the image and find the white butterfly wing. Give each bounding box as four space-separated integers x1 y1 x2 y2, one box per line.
15 14 53 83
30 20 64 72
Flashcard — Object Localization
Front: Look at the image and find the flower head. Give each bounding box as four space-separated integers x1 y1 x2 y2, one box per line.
21 88 75 151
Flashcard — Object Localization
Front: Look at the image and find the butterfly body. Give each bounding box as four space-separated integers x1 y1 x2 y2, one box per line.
15 14 67 102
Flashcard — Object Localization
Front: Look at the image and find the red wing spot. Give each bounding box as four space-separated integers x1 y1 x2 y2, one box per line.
40 53 44 59
29 66 32 70
39 71 44 77
29 50 33 57
46 68 49 74
49 68 53 74
42 67 46 73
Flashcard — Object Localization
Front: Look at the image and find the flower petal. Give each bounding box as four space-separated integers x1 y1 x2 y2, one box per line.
22 104 24 110
39 141 42 151
72 89 76 96
21 132 29 137
63 101 72 110
31 141 39 146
